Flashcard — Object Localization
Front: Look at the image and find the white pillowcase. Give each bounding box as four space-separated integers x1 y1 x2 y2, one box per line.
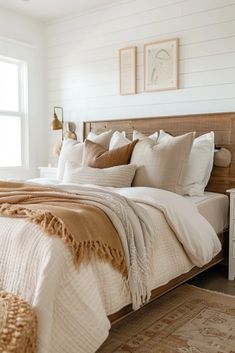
109 131 131 150
63 162 137 188
109 130 159 150
158 130 215 196
57 139 83 181
57 130 113 181
132 130 158 142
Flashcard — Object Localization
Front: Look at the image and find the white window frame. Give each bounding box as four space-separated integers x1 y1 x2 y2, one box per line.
0 55 28 170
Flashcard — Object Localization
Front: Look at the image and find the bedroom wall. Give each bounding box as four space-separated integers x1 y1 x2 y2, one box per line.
46 0 235 163
0 7 47 178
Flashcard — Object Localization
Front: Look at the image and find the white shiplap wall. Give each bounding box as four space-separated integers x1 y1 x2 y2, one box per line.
46 0 235 153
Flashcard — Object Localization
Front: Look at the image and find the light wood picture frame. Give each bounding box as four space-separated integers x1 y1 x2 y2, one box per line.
144 38 179 92
119 46 137 95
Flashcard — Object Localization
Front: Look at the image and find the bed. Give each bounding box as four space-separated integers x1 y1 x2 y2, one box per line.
83 112 234 322
0 112 234 353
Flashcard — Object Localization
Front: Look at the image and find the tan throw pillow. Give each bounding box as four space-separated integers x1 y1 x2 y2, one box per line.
57 130 113 180
82 139 137 168
131 132 194 194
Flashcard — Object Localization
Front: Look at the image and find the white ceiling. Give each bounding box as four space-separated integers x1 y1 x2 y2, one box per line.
0 0 120 21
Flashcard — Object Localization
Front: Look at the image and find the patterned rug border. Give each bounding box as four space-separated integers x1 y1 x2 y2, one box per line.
98 283 235 353
186 283 235 299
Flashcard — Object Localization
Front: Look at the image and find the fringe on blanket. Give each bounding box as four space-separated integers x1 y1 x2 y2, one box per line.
0 203 128 277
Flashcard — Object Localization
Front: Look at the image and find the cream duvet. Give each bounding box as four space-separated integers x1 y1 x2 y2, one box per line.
0 183 221 353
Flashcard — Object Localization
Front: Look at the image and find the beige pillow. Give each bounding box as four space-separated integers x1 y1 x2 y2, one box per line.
131 132 194 194
158 130 214 196
63 162 137 187
57 130 113 180
87 130 113 149
133 130 158 142
82 139 137 168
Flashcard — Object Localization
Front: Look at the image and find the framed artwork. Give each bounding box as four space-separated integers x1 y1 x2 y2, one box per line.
119 46 137 95
144 38 179 92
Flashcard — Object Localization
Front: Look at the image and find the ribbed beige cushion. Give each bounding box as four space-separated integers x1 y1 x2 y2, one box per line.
158 130 214 196
63 162 137 187
82 139 137 168
131 132 194 194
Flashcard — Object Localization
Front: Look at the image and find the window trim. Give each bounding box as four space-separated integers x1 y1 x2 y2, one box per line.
0 55 28 170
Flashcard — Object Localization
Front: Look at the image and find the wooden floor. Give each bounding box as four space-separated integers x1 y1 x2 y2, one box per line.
189 263 235 295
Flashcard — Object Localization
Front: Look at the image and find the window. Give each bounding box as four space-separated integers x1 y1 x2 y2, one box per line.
0 56 28 168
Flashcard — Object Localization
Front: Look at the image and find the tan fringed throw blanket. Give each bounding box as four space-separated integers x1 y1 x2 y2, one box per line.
0 181 127 276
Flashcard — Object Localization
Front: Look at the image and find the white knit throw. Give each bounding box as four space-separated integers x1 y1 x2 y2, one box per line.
55 185 155 310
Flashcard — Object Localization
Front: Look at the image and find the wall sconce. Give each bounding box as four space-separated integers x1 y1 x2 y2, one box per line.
51 106 64 140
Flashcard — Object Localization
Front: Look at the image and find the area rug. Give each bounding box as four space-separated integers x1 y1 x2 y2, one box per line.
97 284 235 353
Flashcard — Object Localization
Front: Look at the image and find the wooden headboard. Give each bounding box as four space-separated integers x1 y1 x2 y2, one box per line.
83 112 235 194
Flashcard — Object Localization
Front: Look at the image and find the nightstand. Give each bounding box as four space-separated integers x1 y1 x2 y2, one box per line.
227 189 235 280
38 166 58 179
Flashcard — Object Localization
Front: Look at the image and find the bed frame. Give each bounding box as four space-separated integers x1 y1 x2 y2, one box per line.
83 112 235 323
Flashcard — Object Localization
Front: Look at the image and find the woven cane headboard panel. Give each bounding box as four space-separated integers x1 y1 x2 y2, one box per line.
83 112 235 194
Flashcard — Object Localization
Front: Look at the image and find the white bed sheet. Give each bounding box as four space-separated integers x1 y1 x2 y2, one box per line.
184 192 229 234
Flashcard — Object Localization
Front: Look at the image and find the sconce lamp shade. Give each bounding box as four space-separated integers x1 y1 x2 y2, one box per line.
51 112 63 130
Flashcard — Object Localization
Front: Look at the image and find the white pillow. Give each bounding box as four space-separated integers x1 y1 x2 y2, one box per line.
109 131 131 150
133 130 158 142
63 162 137 188
158 130 215 196
57 139 83 181
57 130 113 181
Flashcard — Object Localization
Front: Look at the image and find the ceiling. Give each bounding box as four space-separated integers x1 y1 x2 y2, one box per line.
0 0 120 21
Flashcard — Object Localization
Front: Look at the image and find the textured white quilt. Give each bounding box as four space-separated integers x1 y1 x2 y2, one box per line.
0 184 221 353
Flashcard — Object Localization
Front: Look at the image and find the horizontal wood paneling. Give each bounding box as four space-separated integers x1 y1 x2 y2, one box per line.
47 22 235 66
47 67 235 94
47 7 235 61
47 0 208 36
47 0 235 47
46 0 235 126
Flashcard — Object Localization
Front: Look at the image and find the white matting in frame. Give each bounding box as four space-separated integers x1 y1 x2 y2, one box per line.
119 46 137 95
144 38 179 92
